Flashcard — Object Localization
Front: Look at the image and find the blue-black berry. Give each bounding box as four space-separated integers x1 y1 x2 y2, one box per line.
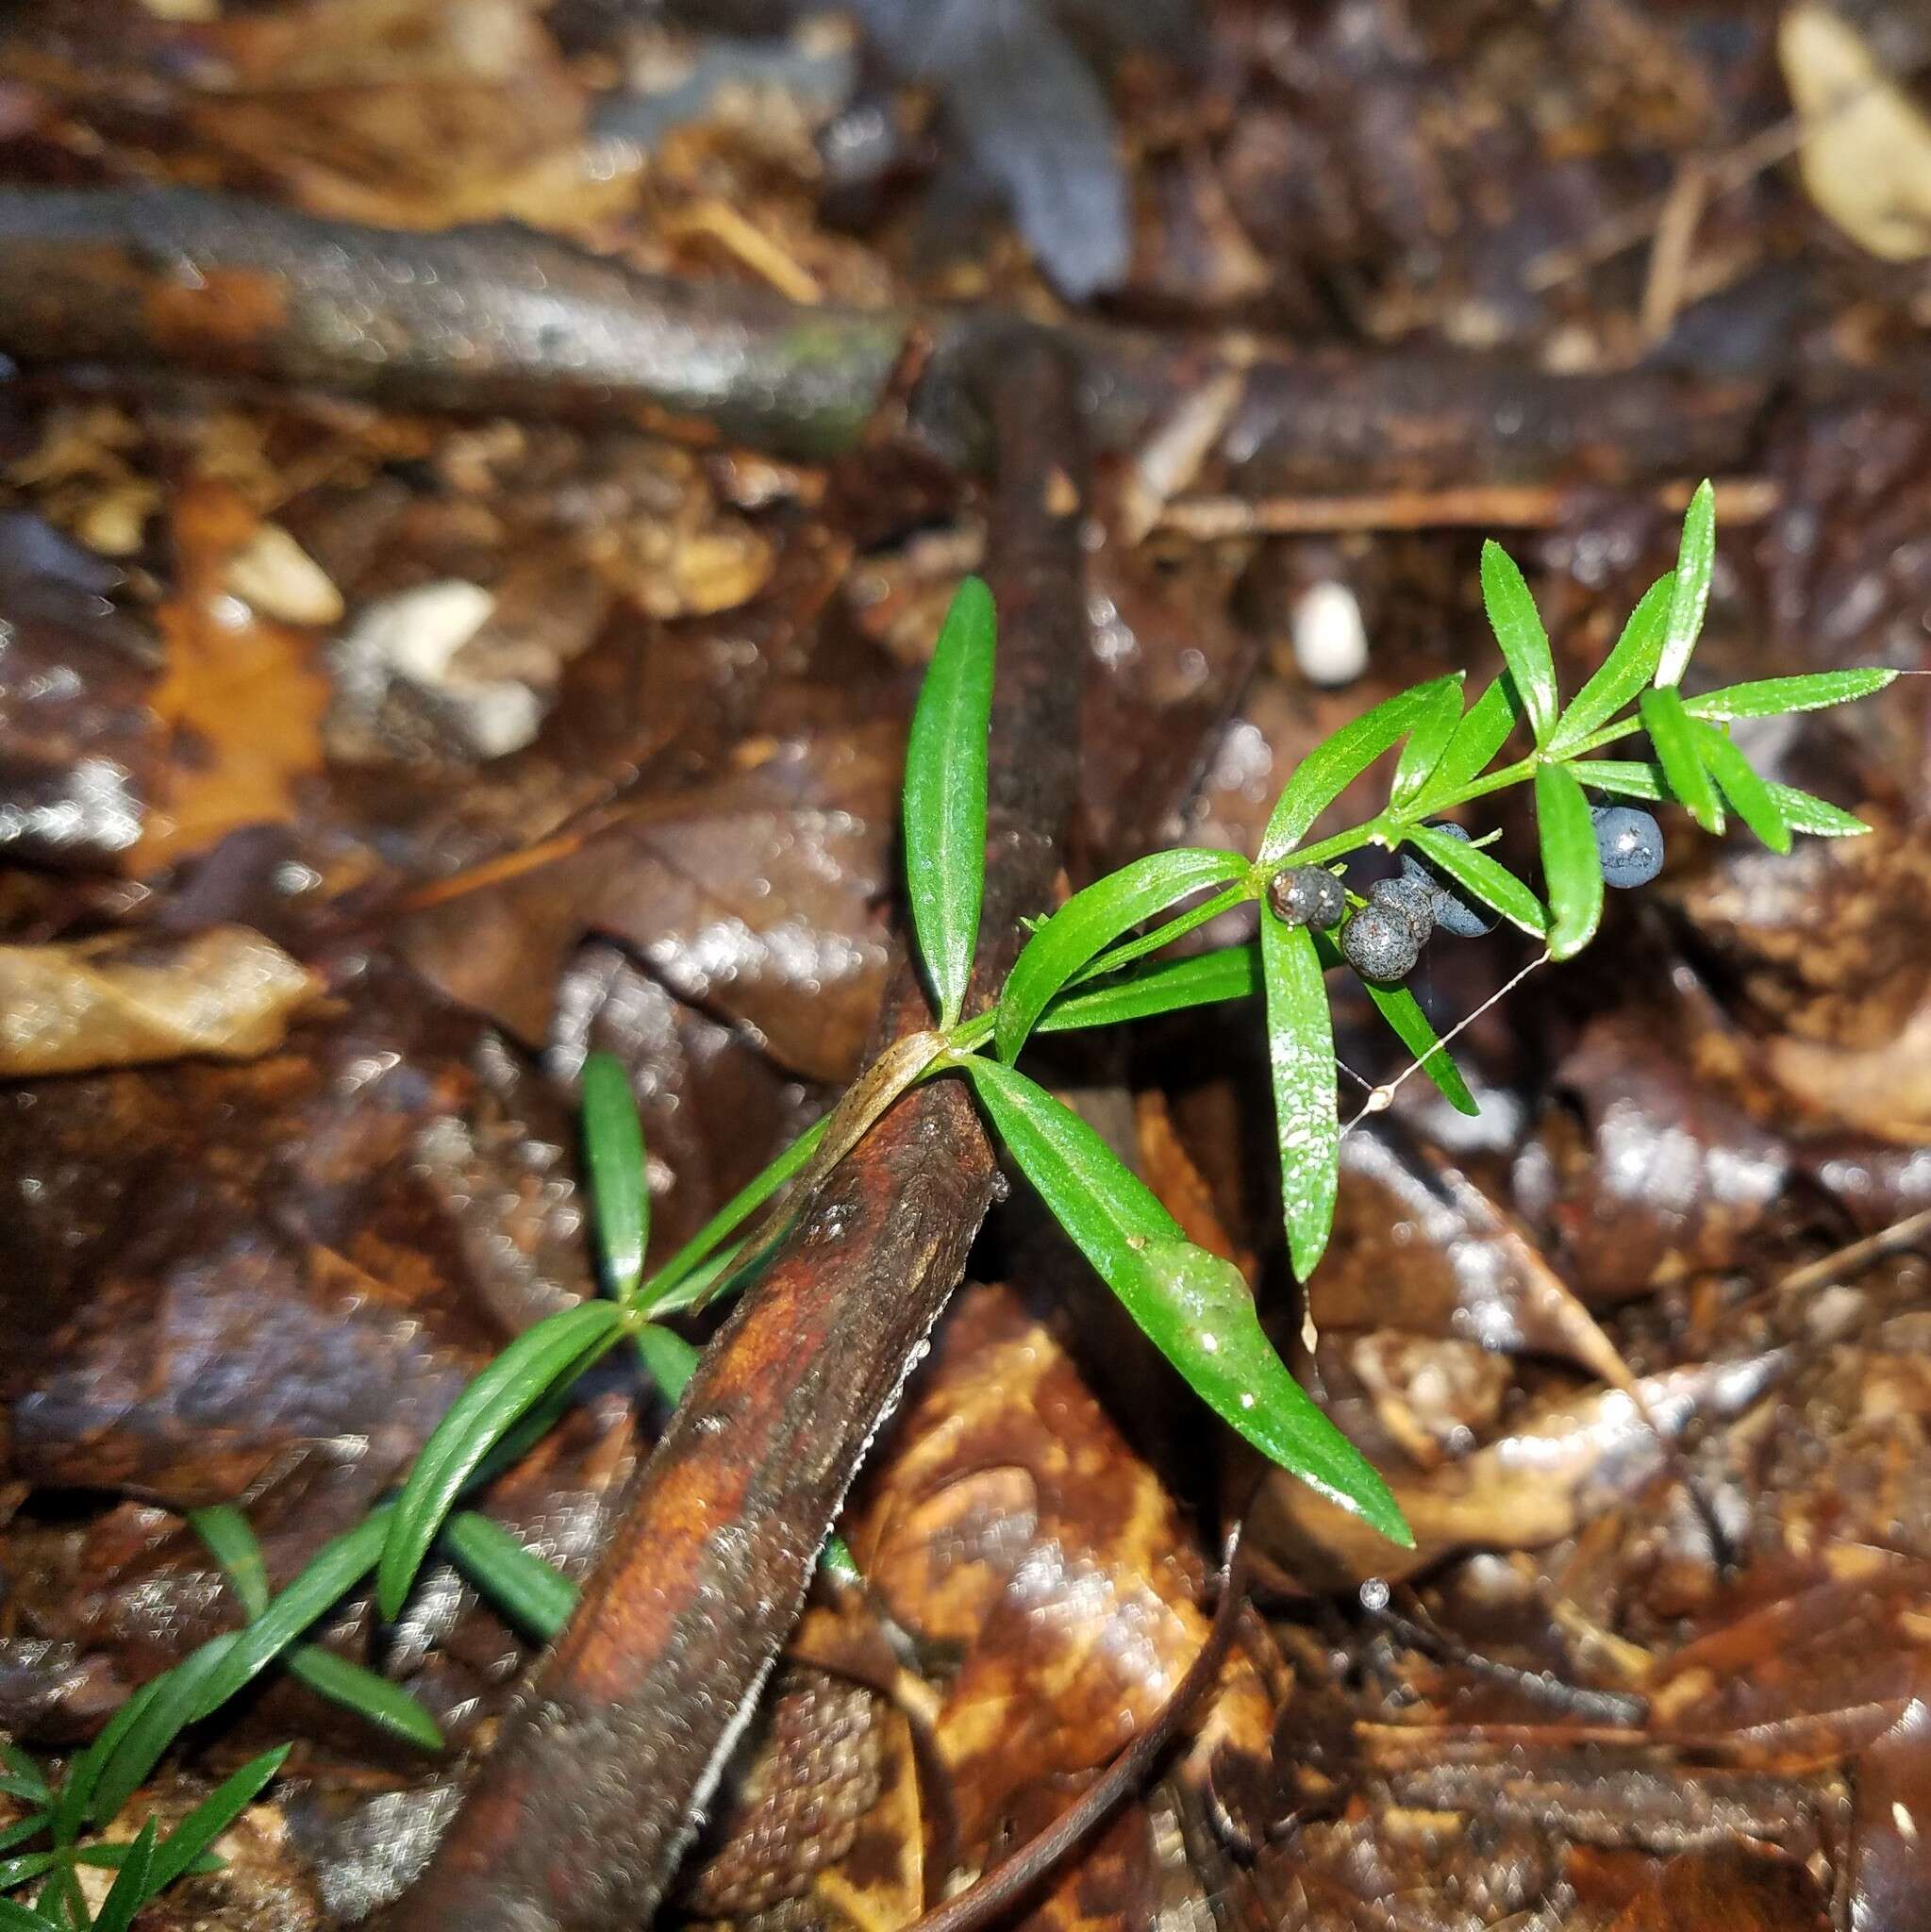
1267 864 1346 930
1399 823 1497 938
1340 904 1421 982
1590 803 1664 889
1368 873 1436 946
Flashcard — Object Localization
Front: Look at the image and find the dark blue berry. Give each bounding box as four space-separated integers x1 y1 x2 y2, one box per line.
1340 904 1420 982
1590 803 1664 889
1399 823 1497 938
1369 873 1436 946
1267 864 1346 930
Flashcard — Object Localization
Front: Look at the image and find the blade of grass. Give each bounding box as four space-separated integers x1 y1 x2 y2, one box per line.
581 1053 647 1299
904 575 995 1028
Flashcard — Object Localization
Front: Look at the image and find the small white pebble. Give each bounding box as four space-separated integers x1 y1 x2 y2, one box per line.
1291 579 1369 687
225 522 345 625
1896 1801 1920 1842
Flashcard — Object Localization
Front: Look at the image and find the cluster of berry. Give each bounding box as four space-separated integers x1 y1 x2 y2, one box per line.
1265 804 1665 983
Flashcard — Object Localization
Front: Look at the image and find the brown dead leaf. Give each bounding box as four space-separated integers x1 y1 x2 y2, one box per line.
1781 6 1931 262
0 925 318 1075
134 483 330 874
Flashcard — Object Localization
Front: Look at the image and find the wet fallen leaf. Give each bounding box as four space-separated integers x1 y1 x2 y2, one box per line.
1781 5 1931 262
0 925 318 1075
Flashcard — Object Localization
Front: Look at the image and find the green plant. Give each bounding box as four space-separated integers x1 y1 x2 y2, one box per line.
4 484 1892 1924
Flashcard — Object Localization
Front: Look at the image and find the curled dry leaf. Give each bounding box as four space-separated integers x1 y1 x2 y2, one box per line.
0 925 319 1076
1780 5 1931 262
1249 1349 1790 1591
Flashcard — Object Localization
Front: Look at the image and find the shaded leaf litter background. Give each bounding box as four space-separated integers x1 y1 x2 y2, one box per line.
4 1 1931 1927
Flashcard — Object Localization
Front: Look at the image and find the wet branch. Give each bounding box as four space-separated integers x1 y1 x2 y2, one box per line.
0 187 1766 488
375 333 1090 1932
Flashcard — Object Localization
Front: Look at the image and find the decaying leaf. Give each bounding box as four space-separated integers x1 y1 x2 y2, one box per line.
0 925 318 1075
1781 6 1931 261
135 483 330 874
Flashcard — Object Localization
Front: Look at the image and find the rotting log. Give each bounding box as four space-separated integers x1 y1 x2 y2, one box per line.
375 330 1090 1931
0 186 1768 488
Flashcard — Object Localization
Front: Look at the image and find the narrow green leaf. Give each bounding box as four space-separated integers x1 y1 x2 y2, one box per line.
995 849 1250 1062
1037 946 1260 1034
2 1749 50 1809
904 575 995 1028
0 1820 48 1859
640 1115 828 1307
581 1053 647 1300
0 1894 60 1929
53 1680 162 1846
284 1649 443 1753
1768 782 1871 838
0 1855 61 1890
1546 575 1672 756
147 1745 291 1894
1406 823 1549 937
633 1323 700 1402
960 1058 1407 1545
1313 933 1477 1116
92 1514 391 1825
1259 918 1339 1281
1534 762 1604 960
443 1513 577 1642
90 1818 155 1932
378 1300 624 1619
1639 686 1723 831
1066 881 1252 988
1683 667 1899 720
192 1506 441 1751
188 1507 271 1617
1258 676 1460 862
1654 479 1716 688
1691 721 1790 854
1478 542 1556 744
70 1844 218 1878
1389 677 1464 808
820 1536 861 1588
1407 674 1523 816
1565 758 1665 803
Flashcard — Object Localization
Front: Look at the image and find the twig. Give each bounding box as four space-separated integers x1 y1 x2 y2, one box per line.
377 332 1090 1932
903 1522 1249 1932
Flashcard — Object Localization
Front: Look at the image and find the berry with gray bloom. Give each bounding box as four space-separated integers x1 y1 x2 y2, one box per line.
1590 803 1664 889
1267 864 1346 930
1368 873 1437 946
1399 822 1498 938
1340 904 1422 983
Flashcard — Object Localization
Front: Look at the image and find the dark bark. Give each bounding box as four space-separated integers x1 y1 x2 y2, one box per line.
0 186 1767 486
376 335 1089 1931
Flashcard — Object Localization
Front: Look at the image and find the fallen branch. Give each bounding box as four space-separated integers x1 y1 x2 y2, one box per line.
0 188 1768 489
376 331 1090 1931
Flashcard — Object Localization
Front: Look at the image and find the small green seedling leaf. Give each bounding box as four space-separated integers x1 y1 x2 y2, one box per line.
633 1322 700 1403
960 1058 1407 1545
1691 721 1790 854
443 1512 578 1642
1036 945 1260 1034
378 1300 624 1619
52 1681 161 1847
1406 822 1549 937
147 1745 291 1894
995 849 1250 1061
1407 673 1524 816
1259 676 1461 862
1260 918 1340 1281
191 1507 442 1752
89 1817 156 1932
0 1749 49 1811
1479 542 1557 744
1769 782 1872 837
1683 666 1899 720
1313 933 1477 1116
0 1898 60 1930
581 1053 647 1300
1654 479 1716 689
1389 677 1464 808
1534 761 1604 959
1639 686 1723 831
1565 758 1665 803
904 575 996 1028
1547 575 1672 756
